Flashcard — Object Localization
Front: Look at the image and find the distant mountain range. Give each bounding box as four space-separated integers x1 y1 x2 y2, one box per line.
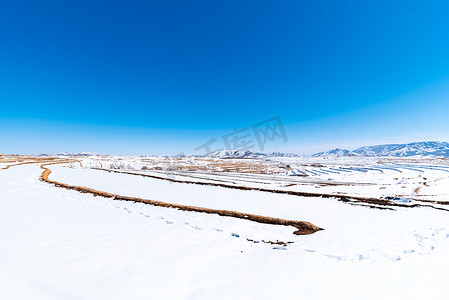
207 150 258 158
313 141 449 158
312 148 356 158
29 141 449 158
206 150 300 158
36 152 98 157
207 141 449 158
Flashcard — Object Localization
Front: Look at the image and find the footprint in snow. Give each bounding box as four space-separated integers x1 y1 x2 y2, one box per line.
403 249 415 254
324 254 343 261
273 246 287 250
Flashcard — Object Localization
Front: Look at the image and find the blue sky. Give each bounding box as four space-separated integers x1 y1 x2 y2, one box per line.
1 0 449 155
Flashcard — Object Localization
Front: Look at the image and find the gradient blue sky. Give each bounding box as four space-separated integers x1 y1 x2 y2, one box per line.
1 0 449 155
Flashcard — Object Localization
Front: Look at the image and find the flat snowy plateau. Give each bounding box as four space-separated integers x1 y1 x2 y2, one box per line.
1 156 449 299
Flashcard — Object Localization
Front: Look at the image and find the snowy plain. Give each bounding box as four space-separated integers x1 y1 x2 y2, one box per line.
1 158 449 299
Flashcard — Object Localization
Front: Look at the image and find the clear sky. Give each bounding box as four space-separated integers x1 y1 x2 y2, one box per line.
1 0 449 155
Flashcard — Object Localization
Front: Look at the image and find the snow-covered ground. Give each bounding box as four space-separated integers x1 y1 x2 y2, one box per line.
77 156 449 205
1 159 449 299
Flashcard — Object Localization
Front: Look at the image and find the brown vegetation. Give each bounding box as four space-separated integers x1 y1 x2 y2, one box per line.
40 163 324 235
98 168 449 212
1 157 64 170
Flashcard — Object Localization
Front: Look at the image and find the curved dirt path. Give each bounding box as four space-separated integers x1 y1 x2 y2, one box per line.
1 157 68 170
40 163 323 235
94 168 449 211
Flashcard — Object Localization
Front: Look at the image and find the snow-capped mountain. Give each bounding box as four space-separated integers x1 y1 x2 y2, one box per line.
267 152 300 157
353 141 449 157
207 150 265 158
312 148 356 158
312 142 449 158
36 152 98 157
207 150 299 158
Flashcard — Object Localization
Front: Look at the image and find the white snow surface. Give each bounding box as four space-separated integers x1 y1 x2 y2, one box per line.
1 163 449 299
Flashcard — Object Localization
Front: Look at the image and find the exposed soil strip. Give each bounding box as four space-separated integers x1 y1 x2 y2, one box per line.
411 198 449 206
246 238 295 247
96 168 449 212
40 163 323 235
1 158 65 170
97 168 390 203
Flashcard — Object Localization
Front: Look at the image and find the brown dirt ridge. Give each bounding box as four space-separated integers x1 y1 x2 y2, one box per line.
97 168 449 211
40 163 323 236
1 157 63 170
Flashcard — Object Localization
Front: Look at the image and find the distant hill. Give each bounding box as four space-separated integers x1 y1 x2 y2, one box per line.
267 151 300 157
33 141 449 158
206 150 299 158
312 148 356 158
36 152 98 157
312 141 449 158
207 150 264 158
353 141 449 157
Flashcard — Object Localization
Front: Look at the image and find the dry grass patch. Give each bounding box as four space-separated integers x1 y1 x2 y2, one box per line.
40 162 323 236
1 157 65 170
